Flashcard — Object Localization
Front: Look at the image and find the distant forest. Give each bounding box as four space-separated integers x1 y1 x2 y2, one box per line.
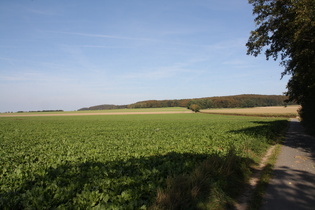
79 94 295 111
78 104 128 111
17 110 64 113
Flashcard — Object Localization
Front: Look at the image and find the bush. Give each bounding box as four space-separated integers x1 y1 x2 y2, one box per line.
189 104 200 113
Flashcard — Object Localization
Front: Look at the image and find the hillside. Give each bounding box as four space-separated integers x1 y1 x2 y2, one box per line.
78 104 128 111
79 94 294 111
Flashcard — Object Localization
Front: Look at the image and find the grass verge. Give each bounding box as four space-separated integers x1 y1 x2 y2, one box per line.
247 143 281 210
246 119 289 209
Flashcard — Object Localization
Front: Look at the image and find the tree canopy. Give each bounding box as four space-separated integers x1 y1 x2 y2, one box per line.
128 94 291 109
246 0 315 129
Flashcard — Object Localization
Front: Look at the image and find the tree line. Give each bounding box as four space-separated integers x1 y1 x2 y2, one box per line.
128 94 293 110
17 110 64 113
78 104 128 111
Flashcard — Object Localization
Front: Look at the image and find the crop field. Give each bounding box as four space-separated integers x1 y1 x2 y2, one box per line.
0 107 191 117
201 105 299 118
0 113 288 209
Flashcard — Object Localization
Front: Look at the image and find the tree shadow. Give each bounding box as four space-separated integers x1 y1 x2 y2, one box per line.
284 120 315 161
258 120 315 209
229 120 289 144
261 166 315 210
1 151 254 209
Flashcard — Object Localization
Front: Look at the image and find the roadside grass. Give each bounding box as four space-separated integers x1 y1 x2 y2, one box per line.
247 143 282 210
246 118 289 210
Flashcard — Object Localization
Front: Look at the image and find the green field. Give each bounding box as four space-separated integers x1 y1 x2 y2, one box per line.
0 114 288 209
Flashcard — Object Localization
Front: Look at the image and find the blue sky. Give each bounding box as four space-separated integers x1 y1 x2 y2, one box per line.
0 0 289 112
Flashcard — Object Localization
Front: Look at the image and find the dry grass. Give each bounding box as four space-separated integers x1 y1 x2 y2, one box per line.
200 105 300 118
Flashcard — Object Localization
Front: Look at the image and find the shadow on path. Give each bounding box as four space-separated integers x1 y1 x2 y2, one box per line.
261 166 315 210
261 119 315 210
283 120 315 161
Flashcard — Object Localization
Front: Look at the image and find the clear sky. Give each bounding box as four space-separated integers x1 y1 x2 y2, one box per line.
0 0 289 112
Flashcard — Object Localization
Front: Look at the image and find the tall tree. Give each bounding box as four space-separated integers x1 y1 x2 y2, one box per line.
246 0 315 130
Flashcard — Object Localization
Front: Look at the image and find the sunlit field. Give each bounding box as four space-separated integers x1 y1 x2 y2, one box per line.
201 105 299 118
0 113 288 209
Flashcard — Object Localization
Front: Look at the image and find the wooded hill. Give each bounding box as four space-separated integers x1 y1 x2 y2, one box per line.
128 94 292 109
78 104 128 111
79 94 294 111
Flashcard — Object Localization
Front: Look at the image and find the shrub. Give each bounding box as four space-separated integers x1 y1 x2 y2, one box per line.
189 104 200 113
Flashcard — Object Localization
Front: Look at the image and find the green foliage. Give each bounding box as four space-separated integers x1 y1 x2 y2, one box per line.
77 95 293 111
129 94 292 109
189 104 200 112
151 149 251 209
247 0 315 129
79 104 128 111
0 115 288 209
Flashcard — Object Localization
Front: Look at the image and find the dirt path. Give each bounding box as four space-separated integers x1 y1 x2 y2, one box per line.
261 118 315 210
0 111 193 117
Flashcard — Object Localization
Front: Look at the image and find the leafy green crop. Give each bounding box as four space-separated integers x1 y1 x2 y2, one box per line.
0 114 287 209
